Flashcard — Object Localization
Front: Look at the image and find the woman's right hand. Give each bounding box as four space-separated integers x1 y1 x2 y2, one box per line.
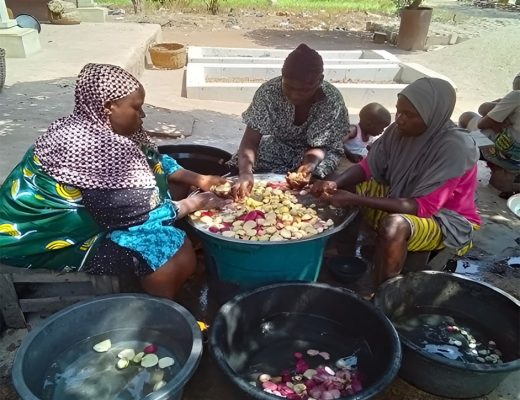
232 172 254 201
310 180 337 198
193 192 230 211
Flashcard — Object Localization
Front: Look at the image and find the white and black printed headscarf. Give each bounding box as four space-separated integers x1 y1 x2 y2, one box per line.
34 63 157 190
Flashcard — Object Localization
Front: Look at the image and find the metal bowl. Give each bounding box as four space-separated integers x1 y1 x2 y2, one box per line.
188 173 356 245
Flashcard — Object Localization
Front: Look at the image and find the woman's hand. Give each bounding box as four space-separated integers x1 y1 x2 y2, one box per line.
193 192 231 210
325 190 358 208
175 192 231 218
310 180 337 198
296 164 313 185
232 172 254 201
197 175 229 192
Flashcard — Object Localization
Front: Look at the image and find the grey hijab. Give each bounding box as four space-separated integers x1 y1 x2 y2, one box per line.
367 77 479 198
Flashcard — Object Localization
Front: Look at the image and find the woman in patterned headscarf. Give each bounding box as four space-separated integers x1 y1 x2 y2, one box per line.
312 78 480 287
0 63 228 299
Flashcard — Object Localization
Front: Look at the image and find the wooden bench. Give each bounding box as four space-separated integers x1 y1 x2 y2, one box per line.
0 264 120 329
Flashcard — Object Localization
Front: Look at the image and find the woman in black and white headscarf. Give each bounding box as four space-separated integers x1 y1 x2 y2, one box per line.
0 63 228 299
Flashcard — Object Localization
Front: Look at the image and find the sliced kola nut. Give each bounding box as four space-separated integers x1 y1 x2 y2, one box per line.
279 229 292 239
93 339 112 353
222 231 236 238
158 357 175 369
249 236 259 241
258 235 270 241
243 220 257 230
117 349 135 360
232 220 244 226
256 218 266 225
133 352 145 363
265 211 277 219
153 380 166 391
150 369 165 384
117 358 130 369
303 369 317 379
141 353 159 368
258 373 271 383
200 216 213 224
266 226 277 234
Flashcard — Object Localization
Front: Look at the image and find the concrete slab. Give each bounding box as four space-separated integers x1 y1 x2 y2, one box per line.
185 48 453 108
4 22 162 85
77 7 108 23
0 26 40 58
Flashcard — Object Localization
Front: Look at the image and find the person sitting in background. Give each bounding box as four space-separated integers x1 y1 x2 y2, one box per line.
343 102 391 163
0 63 228 299
311 78 480 288
459 72 520 161
228 43 350 200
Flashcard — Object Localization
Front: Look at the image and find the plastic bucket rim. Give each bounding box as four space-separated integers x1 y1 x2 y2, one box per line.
374 271 520 373
209 282 402 400
190 205 359 246
157 144 232 160
12 293 203 400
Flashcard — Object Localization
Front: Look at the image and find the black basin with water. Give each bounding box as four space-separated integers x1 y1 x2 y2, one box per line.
12 294 203 400
158 144 232 176
374 271 520 398
210 282 401 399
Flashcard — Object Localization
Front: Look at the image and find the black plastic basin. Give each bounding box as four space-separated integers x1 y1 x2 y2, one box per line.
326 256 368 284
12 294 203 400
158 144 232 176
374 271 520 398
210 282 401 399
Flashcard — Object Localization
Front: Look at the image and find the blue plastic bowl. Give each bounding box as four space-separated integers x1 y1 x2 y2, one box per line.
16 14 41 33
326 255 368 284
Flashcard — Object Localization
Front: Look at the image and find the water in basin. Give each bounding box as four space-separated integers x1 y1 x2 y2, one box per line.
42 331 181 400
238 312 375 384
394 308 506 365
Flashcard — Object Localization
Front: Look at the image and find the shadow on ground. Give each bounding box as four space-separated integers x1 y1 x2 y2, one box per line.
0 78 243 181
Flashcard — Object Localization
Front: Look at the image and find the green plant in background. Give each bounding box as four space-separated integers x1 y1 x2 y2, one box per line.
205 0 221 14
392 0 422 9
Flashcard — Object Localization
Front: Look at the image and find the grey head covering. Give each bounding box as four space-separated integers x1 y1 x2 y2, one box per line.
513 72 520 90
367 77 479 198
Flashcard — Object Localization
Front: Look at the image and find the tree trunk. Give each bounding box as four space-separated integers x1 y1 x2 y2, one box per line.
132 0 143 14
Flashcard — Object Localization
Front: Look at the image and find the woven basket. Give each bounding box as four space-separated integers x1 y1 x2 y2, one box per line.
149 43 186 70
0 48 5 92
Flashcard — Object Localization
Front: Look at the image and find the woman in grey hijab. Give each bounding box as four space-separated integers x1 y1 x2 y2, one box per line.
311 78 480 287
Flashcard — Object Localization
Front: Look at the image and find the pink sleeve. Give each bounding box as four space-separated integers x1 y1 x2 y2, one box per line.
416 176 462 218
359 158 372 180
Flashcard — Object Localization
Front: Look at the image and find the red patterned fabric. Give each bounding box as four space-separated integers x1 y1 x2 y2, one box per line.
34 63 157 189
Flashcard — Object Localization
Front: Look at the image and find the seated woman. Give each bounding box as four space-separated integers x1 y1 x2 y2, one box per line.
459 72 520 162
229 43 349 199
0 63 228 299
312 78 480 287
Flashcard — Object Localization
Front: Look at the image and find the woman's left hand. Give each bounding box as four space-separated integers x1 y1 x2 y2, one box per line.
197 175 229 192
